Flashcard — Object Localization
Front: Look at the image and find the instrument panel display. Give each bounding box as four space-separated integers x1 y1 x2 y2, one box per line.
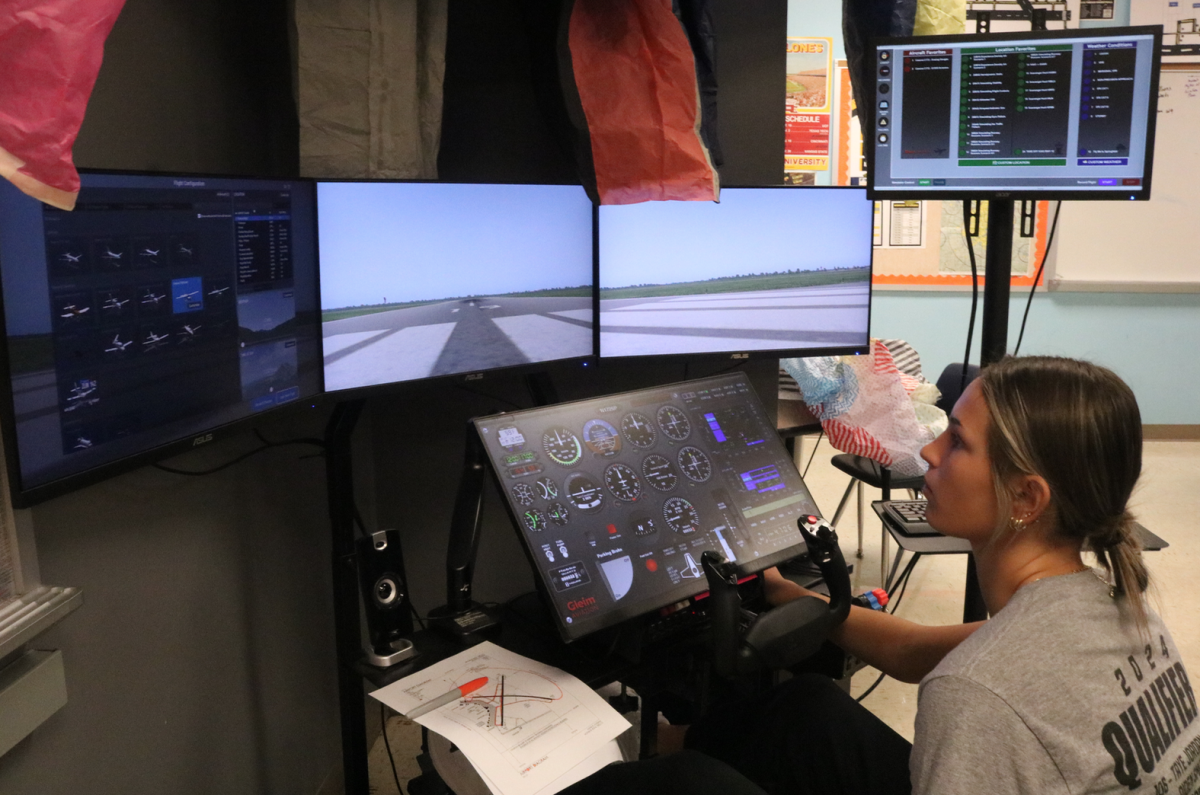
475 372 819 642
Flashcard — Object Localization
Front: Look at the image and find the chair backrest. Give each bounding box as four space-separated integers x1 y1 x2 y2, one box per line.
934 362 981 414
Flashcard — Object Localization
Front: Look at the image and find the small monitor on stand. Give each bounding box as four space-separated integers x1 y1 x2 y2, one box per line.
867 26 1162 201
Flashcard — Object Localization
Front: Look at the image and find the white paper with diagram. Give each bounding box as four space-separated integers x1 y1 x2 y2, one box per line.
369 641 631 795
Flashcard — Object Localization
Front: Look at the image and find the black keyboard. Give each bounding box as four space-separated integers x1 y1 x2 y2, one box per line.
882 500 942 537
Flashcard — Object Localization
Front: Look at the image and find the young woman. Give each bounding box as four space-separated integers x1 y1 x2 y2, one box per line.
566 356 1199 795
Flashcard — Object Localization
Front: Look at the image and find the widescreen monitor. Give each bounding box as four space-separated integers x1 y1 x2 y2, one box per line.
317 182 595 394
474 372 820 642
868 26 1162 199
597 187 872 360
0 172 322 507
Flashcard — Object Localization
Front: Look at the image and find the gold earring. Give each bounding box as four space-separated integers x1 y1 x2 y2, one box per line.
1009 516 1027 532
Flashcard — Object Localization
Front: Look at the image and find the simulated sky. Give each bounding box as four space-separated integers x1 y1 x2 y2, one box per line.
318 182 593 309
599 188 873 289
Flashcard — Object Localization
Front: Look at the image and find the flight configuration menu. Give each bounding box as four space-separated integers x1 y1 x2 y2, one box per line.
475 373 819 641
871 30 1158 195
5 175 321 490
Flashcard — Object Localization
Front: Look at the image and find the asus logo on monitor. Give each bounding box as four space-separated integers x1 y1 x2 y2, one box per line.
730 353 750 359
192 433 214 447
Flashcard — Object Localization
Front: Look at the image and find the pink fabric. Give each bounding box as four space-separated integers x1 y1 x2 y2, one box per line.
568 0 717 205
0 0 126 208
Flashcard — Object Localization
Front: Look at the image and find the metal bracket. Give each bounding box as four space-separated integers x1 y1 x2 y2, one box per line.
965 201 982 237
1020 201 1037 238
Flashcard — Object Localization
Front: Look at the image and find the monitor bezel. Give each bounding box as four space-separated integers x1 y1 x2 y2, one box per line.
473 370 814 643
864 25 1163 202
314 179 599 402
596 184 874 363
0 168 325 508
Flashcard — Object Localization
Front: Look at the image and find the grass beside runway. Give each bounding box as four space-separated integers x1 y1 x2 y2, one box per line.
322 286 592 323
600 268 870 301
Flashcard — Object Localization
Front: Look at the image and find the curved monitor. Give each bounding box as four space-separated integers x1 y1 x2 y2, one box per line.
597 187 873 361
0 172 322 507
317 181 596 395
867 26 1162 200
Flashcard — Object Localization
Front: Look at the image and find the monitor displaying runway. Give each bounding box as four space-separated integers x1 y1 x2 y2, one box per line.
323 295 591 391
599 187 873 358
317 182 594 391
600 282 868 357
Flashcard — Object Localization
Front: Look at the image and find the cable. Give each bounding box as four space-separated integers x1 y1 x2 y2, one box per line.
381 704 404 794
856 671 886 703
886 553 921 614
961 200 980 393
801 431 825 478
454 383 525 412
153 433 325 476
1013 201 1062 356
856 552 922 704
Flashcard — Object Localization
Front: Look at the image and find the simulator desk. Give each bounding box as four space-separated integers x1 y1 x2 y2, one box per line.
872 500 1169 601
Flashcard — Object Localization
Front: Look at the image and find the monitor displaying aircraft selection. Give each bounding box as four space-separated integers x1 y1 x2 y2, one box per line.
475 372 820 642
868 26 1161 199
317 182 595 393
0 172 322 506
598 187 872 360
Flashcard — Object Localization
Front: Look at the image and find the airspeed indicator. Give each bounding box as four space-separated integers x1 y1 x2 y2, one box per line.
542 426 583 467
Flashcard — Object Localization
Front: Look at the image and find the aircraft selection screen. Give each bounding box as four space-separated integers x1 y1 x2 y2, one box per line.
871 28 1159 196
317 182 594 392
475 372 819 642
598 188 872 359
0 174 321 496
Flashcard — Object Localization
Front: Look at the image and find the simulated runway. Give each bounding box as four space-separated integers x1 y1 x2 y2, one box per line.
322 295 592 390
599 283 869 357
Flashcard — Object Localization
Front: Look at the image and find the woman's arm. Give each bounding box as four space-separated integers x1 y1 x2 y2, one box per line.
761 567 984 684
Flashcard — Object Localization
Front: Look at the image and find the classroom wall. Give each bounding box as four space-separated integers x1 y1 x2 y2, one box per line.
871 290 1200 425
0 2 339 794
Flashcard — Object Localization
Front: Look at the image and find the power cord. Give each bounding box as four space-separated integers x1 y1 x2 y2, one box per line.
961 200 980 393
1013 201 1062 356
153 428 325 476
855 551 921 703
381 703 404 794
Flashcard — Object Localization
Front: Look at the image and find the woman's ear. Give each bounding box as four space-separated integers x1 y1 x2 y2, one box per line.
1009 473 1052 524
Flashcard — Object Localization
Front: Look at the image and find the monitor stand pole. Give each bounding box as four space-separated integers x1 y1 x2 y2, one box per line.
326 399 370 795
962 199 1015 623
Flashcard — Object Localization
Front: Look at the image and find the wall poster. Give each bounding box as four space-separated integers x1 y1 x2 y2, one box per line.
784 37 834 183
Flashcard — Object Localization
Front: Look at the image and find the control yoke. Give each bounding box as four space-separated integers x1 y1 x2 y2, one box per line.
702 515 851 678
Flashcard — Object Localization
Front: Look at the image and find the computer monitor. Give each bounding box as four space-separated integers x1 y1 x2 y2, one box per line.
0 171 322 507
597 187 872 360
474 371 820 642
317 182 595 394
867 26 1162 199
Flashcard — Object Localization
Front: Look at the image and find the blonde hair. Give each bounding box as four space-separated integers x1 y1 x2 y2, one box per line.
978 356 1149 629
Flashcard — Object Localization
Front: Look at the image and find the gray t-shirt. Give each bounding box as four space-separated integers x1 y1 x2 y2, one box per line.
911 570 1200 794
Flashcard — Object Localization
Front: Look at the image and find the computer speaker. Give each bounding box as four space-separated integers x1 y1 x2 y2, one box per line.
356 529 416 665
